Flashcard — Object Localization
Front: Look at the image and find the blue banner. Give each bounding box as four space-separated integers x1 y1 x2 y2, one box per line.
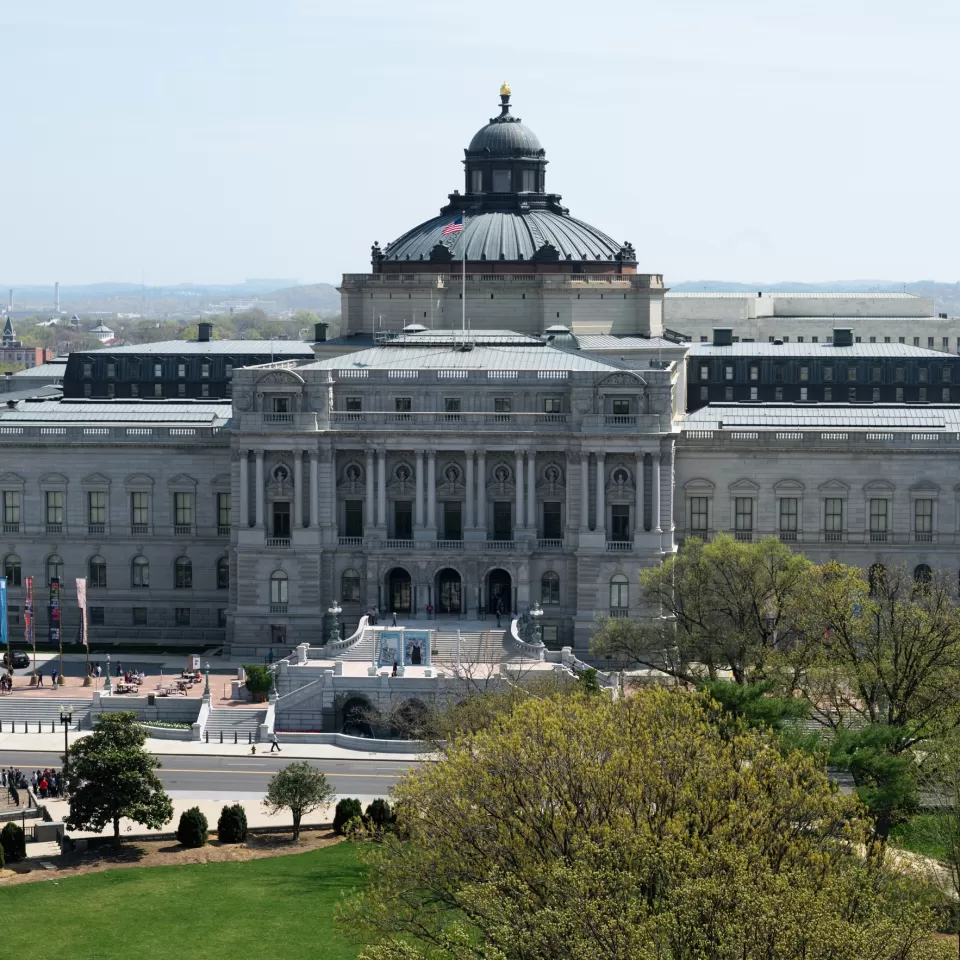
378 630 403 668
0 578 7 647
404 630 430 667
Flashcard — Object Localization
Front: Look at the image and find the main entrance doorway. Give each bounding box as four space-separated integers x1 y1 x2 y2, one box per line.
387 568 412 614
436 568 462 615
487 568 512 614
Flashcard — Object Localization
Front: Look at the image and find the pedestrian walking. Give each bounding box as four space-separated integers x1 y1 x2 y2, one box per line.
270 732 281 753
391 610 397 626
36 671 44 687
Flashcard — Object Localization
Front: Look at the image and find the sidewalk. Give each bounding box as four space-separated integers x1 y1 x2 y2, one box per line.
0 730 428 762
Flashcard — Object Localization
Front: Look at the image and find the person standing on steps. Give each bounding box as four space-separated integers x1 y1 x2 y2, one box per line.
270 731 281 753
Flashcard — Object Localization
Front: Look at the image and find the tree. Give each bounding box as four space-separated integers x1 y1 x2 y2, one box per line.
334 797 363 835
217 803 248 843
64 712 173 846
591 534 817 684
263 761 335 841
243 664 273 702
176 806 209 848
0 822 25 863
341 690 946 960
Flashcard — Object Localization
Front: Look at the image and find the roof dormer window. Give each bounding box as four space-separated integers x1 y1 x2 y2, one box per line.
492 168 511 193
521 169 535 192
471 169 483 193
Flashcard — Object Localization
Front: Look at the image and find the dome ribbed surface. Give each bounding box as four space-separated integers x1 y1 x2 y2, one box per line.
467 120 542 157
383 210 621 263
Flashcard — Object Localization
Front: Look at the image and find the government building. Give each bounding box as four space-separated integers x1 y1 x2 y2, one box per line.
2 86 958 677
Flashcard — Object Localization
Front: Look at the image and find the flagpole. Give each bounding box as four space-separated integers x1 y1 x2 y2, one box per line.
461 211 466 344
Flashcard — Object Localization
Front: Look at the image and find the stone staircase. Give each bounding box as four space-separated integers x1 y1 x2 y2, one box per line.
0 697 94 733
431 630 507 667
333 628 379 662
203 707 267 742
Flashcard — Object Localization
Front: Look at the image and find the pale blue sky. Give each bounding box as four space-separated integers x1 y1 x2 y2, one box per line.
1 0 958 286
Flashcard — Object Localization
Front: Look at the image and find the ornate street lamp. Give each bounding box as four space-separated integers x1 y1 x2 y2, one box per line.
204 661 211 698
59 703 73 789
530 602 543 645
328 602 342 644
104 653 112 693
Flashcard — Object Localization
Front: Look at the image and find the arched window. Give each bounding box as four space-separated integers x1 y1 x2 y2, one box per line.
89 555 107 589
913 564 932 592
541 571 560 605
341 568 361 603
610 574 629 614
216 557 229 590
3 554 21 587
46 554 64 586
174 557 193 589
868 563 885 596
270 570 288 605
132 555 149 588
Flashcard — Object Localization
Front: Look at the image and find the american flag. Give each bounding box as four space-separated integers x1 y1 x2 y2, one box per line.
441 215 464 236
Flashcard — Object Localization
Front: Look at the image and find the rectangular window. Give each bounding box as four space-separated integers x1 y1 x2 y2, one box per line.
690 497 708 532
394 500 412 540
174 492 194 527
154 383 163 397
928 337 935 348
345 396 362 412
750 386 758 401
774 366 784 382
225 363 232 378
130 384 139 398
272 396 289 414
725 386 734 401
88 491 106 525
800 387 808 401
154 363 162 378
131 492 149 526
848 387 857 401
915 499 933 538
201 363 210 379
177 383 186 397
443 501 462 541
494 397 512 413
200 383 209 398
918 367 929 383
83 383 92 397
611 398 630 416
394 397 412 419
896 387 904 401
83 362 92 378
521 169 535 192
493 501 512 540
700 336 708 343
799 366 809 381
943 367 952 383
871 365 882 382
823 365 833 381
217 492 231 529
218 608 227 628
700 386 708 401
699 365 709 381
872 388 880 401
869 337 876 344
824 498 844 540
46 491 64 525
492 168 511 192
895 367 905 382
106 362 116 378
944 337 950 349
175 608 191 627
471 169 483 192
847 364 858 381
610 504 630 542
749 365 758 381
724 365 733 381
272 501 290 538
812 336 819 343
444 397 462 421
90 606 105 626
132 607 148 627
824 387 832 401
3 491 20 525
774 387 783 401
543 501 562 539
344 500 363 538
797 337 804 343
944 388 951 402
177 363 186 378
734 498 753 535
779 498 798 535
885 337 891 343
870 499 888 538
900 337 906 344
919 387 927 401
914 337 920 346
543 398 562 413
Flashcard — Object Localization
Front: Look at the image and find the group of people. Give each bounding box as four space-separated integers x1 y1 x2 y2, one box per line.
0 673 12 693
31 768 62 799
1 768 28 790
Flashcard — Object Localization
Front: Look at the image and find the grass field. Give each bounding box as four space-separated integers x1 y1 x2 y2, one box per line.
0 843 366 960
890 814 952 862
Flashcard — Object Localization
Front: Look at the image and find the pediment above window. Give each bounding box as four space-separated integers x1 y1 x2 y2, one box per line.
818 479 850 494
684 478 715 494
728 478 759 493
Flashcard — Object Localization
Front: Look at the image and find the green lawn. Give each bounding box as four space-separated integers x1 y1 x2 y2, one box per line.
890 814 952 862
0 843 366 960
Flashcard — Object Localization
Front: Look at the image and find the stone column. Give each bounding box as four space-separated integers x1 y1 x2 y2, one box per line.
365 448 374 532
254 449 265 529
526 452 536 529
595 453 606 536
239 449 249 528
377 448 387 530
427 451 436 532
635 452 645 534
415 450 424 529
476 451 486 530
514 449 524 536
580 451 590 531
652 451 662 534
293 451 303 530
565 452 576 536
309 449 319 528
465 450 474 528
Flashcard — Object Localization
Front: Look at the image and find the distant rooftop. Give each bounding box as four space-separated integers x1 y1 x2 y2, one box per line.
91 339 315 356
666 291 923 300
11 358 68 378
689 342 952 359
0 399 232 426
683 403 959 430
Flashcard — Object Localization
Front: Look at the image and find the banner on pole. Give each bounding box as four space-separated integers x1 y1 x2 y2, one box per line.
48 578 61 645
24 576 33 651
0 577 7 648
76 577 88 648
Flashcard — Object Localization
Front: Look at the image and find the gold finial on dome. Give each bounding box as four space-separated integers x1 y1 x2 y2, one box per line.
500 81 511 96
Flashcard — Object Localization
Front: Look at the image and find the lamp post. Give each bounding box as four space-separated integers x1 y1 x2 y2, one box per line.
204 661 211 698
530 602 543 645
104 653 112 693
59 703 73 789
328 602 342 644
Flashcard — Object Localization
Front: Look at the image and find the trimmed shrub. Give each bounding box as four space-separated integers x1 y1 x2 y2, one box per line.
333 797 362 834
217 803 248 844
243 664 273 703
176 806 209 848
366 798 392 827
0 822 25 863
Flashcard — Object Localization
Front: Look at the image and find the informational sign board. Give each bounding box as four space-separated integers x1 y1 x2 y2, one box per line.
48 579 61 645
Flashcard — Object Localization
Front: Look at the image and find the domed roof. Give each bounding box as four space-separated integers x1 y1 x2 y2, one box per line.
383 210 626 264
467 119 542 157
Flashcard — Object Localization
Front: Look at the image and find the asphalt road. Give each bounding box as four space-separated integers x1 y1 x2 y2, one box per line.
0 750 417 796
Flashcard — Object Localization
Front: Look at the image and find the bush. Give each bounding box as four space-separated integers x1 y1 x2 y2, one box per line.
366 798 392 827
243 664 273 703
217 804 248 844
333 797 362 834
176 807 208 848
0 822 25 863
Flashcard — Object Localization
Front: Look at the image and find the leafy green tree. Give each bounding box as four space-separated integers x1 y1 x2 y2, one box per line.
176 806 209 848
341 690 946 960
217 803 248 843
263 761 335 841
64 712 173 846
243 664 273 702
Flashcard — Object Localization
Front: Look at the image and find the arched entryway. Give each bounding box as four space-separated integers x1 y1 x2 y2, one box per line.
387 567 412 614
341 696 375 738
436 567 462 615
487 568 512 614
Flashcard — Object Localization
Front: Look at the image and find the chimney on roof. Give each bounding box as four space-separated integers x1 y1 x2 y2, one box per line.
197 321 212 343
314 322 328 343
712 327 733 347
833 327 853 347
